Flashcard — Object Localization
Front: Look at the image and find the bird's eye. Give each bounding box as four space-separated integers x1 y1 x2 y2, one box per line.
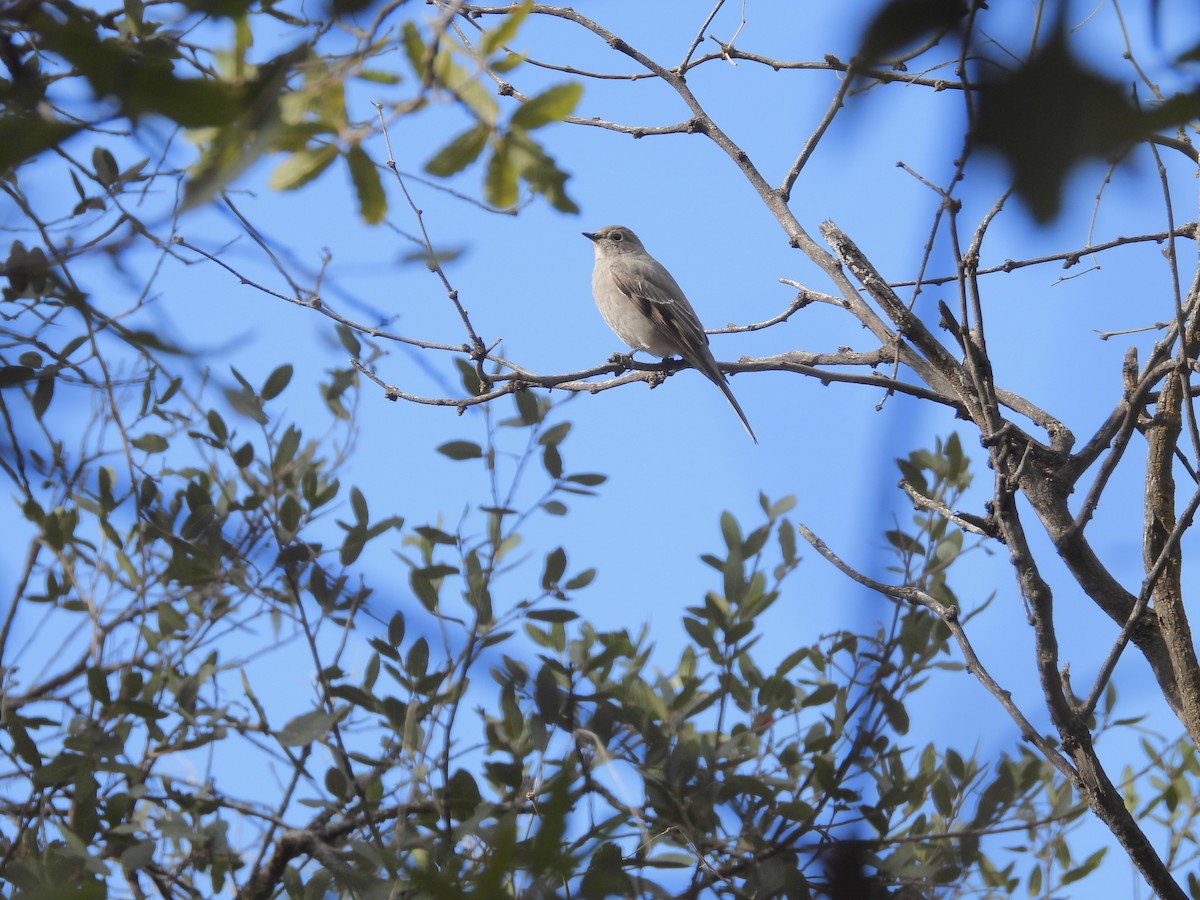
611 232 623 242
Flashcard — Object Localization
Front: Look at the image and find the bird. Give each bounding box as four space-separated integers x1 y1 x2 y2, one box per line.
583 225 757 442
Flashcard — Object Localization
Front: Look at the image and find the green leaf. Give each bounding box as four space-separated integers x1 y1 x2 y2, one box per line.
485 139 518 208
401 21 427 78
538 422 571 446
455 357 482 396
34 11 247 127
683 616 718 652
510 82 582 131
720 511 742 552
273 425 301 472
800 682 838 708
770 495 797 518
513 388 541 426
480 0 532 56
778 519 797 565
934 527 963 565
132 433 169 453
433 50 498 125
336 324 362 357
157 601 187 633
1061 848 1106 885
563 568 595 590
269 145 337 191
225 385 267 424
279 709 337 747
506 129 578 213
425 124 491 177
347 143 386 224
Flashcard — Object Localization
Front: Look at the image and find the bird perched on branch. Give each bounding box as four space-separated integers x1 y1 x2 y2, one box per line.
583 225 757 443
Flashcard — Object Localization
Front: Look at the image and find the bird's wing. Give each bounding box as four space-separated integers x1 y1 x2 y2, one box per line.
608 257 712 360
610 257 757 442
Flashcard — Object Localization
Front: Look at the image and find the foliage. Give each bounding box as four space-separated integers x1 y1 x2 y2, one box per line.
0 0 578 218
0 334 1097 896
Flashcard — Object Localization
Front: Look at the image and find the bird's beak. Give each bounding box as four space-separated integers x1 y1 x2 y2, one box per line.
582 231 599 242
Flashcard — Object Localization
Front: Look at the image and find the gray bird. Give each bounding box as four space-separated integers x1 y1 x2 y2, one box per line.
584 225 757 442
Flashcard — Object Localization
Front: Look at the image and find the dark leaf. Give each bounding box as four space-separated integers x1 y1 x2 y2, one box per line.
0 366 37 387
976 31 1143 222
526 608 578 623
260 364 293 400
514 388 541 426
0 115 81 176
438 440 484 460
541 547 566 589
92 146 119 185
32 375 54 419
855 0 966 71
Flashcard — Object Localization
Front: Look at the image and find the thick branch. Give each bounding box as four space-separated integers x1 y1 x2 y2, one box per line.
992 464 1185 900
1143 368 1200 740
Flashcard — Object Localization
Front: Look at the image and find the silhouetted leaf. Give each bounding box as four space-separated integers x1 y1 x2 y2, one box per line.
976 31 1142 222
261 364 293 400
855 0 966 71
438 440 483 460
0 115 80 175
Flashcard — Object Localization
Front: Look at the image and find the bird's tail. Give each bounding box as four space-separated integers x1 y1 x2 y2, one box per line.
689 350 757 443
716 376 757 443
